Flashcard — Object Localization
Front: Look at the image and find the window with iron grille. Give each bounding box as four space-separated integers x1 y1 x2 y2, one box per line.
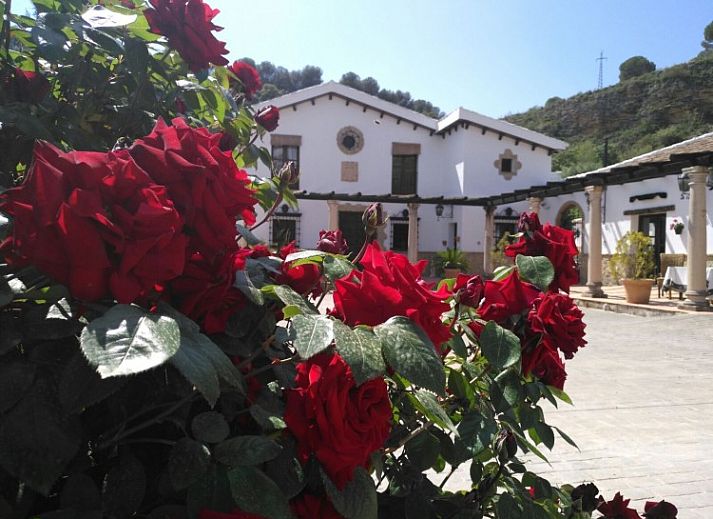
391 155 417 195
390 220 409 251
271 145 300 189
270 213 301 247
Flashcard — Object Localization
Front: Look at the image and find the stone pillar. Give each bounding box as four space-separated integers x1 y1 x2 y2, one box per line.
327 200 339 231
527 196 543 214
585 185 606 298
483 206 496 274
407 203 419 264
679 166 711 310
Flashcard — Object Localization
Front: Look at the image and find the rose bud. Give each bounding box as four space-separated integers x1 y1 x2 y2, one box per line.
455 274 484 307
571 483 600 513
496 431 517 460
14 68 51 104
276 161 299 187
362 202 387 237
643 500 678 519
255 105 280 132
517 211 542 234
219 132 238 152
316 229 349 255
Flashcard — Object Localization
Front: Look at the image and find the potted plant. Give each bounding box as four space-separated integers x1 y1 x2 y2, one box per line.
434 247 469 278
670 218 685 235
609 231 656 304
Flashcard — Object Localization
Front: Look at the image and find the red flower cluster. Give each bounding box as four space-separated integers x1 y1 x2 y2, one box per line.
453 273 485 308
0 142 187 302
275 242 324 297
228 60 262 99
478 270 540 323
316 229 349 255
643 500 678 519
598 492 642 519
529 292 586 360
333 242 451 349
130 117 256 258
144 0 229 72
505 212 579 293
284 352 392 489
0 119 257 332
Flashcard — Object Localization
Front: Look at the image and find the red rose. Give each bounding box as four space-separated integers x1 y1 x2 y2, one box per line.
522 343 567 390
228 60 262 99
332 242 451 349
144 0 229 72
454 273 485 308
255 105 280 132
643 500 677 519
478 270 541 323
129 118 256 258
199 509 266 519
284 352 392 489
528 292 586 360
506 216 579 293
10 67 51 103
316 229 349 255
517 211 542 233
598 493 642 519
291 494 344 519
0 142 187 303
169 249 248 333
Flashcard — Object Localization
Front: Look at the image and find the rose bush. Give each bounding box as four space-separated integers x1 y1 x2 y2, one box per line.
0 1 677 519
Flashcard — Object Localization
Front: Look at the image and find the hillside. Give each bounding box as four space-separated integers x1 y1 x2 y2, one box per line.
504 52 713 176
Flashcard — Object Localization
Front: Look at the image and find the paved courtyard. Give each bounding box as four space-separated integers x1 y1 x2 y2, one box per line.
448 308 713 517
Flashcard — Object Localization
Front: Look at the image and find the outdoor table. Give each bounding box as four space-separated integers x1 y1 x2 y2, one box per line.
662 266 713 298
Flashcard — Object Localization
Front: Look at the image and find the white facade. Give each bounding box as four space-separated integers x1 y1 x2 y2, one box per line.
252 82 566 270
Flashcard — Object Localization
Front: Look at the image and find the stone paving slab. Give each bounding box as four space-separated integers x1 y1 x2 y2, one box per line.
445 309 713 517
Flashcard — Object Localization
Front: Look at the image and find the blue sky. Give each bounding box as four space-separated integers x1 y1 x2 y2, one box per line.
15 0 713 117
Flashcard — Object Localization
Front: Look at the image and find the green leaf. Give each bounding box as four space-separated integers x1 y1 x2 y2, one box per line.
60 473 101 511
102 454 146 519
447 368 474 405
215 436 283 467
0 212 10 240
516 255 555 290
191 412 230 444
58 352 126 414
496 493 522 518
186 464 234 519
0 361 36 412
410 389 458 436
168 438 211 491
273 285 318 315
236 224 264 245
80 304 181 378
553 426 579 450
333 322 386 385
249 404 287 431
405 431 441 470
322 255 355 281
234 270 264 305
264 438 305 499
532 422 555 450
292 314 334 359
479 321 521 371
0 277 12 307
457 411 497 456
0 379 80 495
323 466 377 519
548 386 573 405
227 466 293 519
491 369 523 413
283 249 326 263
492 265 515 281
375 316 446 395
446 334 468 358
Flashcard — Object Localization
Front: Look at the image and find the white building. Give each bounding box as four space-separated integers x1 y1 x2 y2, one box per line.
253 82 713 310
254 81 567 273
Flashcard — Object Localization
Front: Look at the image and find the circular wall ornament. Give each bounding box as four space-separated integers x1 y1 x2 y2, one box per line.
337 126 364 155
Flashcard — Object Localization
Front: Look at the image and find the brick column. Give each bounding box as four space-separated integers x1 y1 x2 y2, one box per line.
585 185 606 298
527 196 543 214
679 166 711 311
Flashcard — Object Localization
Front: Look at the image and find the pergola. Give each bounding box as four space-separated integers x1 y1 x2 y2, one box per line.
294 147 713 310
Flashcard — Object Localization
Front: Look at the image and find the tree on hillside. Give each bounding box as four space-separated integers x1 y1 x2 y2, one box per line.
619 56 656 81
703 20 713 50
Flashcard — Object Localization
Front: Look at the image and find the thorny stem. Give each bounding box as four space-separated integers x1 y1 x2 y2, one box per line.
236 132 259 157
246 355 295 378
235 334 274 370
249 192 283 232
384 421 433 454
351 231 373 265
96 392 197 450
439 464 458 490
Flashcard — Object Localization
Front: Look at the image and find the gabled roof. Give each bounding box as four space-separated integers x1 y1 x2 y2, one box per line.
259 81 568 152
570 131 713 179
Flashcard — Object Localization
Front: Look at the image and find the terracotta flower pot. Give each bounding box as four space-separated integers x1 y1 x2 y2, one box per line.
622 278 655 304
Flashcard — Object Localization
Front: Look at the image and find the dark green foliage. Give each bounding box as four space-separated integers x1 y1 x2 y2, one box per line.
619 55 656 81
